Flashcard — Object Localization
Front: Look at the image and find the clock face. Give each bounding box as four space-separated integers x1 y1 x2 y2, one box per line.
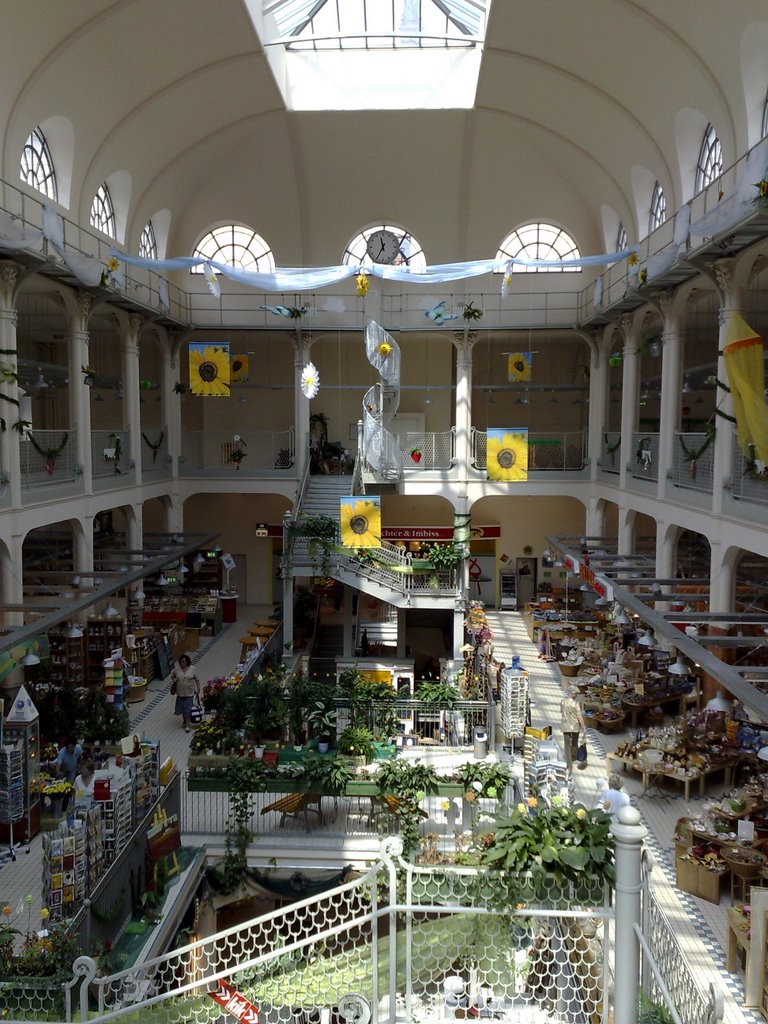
366 229 401 265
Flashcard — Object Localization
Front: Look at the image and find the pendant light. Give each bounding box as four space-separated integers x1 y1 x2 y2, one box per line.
133 585 146 602
20 650 40 667
66 622 83 639
157 572 169 587
104 602 120 617
667 654 690 676
637 628 657 648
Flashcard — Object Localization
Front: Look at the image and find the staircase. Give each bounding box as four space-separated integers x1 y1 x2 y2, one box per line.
310 624 344 684
302 475 352 517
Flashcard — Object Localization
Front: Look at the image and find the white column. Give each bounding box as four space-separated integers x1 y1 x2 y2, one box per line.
654 291 684 500
0 263 22 509
586 327 610 478
584 497 604 537
711 259 743 516
612 807 648 1024
709 541 735 613
64 291 94 492
166 328 184 474
343 585 355 656
2 531 24 628
293 332 310 476
617 314 641 492
120 312 143 485
617 505 634 557
454 332 474 479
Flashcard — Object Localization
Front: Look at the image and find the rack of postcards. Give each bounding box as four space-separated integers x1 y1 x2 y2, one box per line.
76 804 104 895
132 741 160 826
94 768 132 864
523 726 571 805
103 655 128 710
499 669 529 739
42 817 89 919
0 746 23 834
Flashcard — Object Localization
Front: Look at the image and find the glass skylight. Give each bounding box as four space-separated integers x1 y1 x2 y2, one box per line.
263 0 488 50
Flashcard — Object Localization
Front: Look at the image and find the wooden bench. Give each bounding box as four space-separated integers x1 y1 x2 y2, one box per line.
367 794 430 826
261 791 322 832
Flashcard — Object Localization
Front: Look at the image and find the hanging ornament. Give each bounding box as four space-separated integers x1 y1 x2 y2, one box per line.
202 262 220 298
300 362 320 399
356 272 369 297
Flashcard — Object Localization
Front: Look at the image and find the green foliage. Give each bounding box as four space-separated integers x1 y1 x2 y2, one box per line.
455 761 510 798
416 679 459 707
478 799 614 907
376 760 439 858
287 673 327 741
301 753 351 794
0 923 78 979
244 674 287 743
306 700 337 741
337 725 375 760
425 543 463 570
210 758 269 894
639 991 675 1024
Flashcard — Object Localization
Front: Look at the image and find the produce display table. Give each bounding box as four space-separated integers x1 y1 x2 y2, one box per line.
727 905 751 973
622 689 699 730
606 751 740 801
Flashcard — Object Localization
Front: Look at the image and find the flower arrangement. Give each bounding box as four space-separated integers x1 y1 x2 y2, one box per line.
356 273 370 297
377 340 393 358
202 676 231 712
43 780 73 797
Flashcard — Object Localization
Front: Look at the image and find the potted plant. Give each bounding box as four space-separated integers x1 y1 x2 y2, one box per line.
337 724 375 765
245 674 287 755
306 700 337 753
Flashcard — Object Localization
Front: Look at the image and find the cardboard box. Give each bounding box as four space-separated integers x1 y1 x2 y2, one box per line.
675 852 698 895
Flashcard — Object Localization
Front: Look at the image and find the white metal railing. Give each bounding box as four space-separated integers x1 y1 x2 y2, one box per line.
362 383 402 480
20 427 78 488
180 428 295 473
601 431 622 474
730 433 768 505
400 429 455 471
471 429 587 471
91 428 131 482
630 432 659 482
671 432 714 493
0 178 189 323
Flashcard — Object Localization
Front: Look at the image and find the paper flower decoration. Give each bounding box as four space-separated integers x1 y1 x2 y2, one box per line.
107 256 120 273
378 341 393 358
202 262 221 298
755 180 768 199
300 362 320 399
507 352 532 383
500 271 512 297
356 272 369 297
627 252 638 266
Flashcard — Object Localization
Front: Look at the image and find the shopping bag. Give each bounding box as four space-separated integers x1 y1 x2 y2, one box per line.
575 742 588 768
189 700 203 725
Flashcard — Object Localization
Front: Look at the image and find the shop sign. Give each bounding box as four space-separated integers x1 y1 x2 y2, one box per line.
579 565 614 602
209 980 260 1023
381 526 501 541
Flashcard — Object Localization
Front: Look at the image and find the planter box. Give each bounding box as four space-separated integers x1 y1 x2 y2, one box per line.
187 777 477 798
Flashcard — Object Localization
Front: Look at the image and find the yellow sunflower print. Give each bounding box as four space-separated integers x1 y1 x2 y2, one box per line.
487 429 528 482
340 497 381 548
507 352 532 383
231 354 249 382
189 343 231 397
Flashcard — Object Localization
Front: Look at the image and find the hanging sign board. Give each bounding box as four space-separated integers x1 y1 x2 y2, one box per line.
221 553 236 571
209 980 260 1023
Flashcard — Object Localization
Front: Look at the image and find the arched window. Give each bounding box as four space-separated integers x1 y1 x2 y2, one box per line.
191 224 274 273
90 183 116 238
762 86 768 139
694 123 722 194
649 181 667 233
496 223 581 273
616 222 628 253
342 225 426 269
19 127 57 201
139 220 158 260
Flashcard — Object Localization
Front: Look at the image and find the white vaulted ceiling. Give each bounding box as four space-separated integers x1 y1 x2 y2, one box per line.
2 0 767 267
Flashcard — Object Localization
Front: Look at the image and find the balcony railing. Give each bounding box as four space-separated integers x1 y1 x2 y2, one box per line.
471 429 587 471
630 432 659 482
91 428 132 486
731 434 768 506
671 432 714 494
600 431 621 474
20 428 78 489
180 428 295 475
400 429 455 470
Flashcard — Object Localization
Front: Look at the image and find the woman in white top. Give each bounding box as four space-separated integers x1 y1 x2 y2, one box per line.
596 773 631 822
560 686 586 770
74 760 95 801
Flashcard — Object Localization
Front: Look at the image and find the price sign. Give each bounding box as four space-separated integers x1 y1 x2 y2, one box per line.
209 981 260 1024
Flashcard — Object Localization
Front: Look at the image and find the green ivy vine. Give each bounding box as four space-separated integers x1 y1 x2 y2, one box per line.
210 757 268 893
376 760 439 858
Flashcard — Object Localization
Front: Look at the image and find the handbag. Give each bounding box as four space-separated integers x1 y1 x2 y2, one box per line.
170 678 177 696
189 699 203 725
575 742 588 767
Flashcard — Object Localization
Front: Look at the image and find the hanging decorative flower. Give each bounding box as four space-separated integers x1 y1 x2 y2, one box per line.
356 272 369 297
173 381 188 395
627 251 638 266
202 262 220 298
28 430 69 476
300 362 320 399
638 268 648 286
378 340 393 359
289 306 307 320
507 352 532 383
81 365 98 387
756 180 768 199
500 269 512 297
462 301 483 321
340 498 381 548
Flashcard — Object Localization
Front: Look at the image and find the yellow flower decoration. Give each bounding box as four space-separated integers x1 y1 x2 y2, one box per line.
1 905 11 917
356 272 369 297
627 252 638 266
527 795 538 808
340 498 381 548
378 341 392 358
107 256 120 273
440 799 451 812
576 807 587 820
638 268 647 286
189 344 231 397
487 430 528 482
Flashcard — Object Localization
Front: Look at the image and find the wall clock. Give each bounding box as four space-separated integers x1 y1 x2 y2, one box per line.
366 229 401 265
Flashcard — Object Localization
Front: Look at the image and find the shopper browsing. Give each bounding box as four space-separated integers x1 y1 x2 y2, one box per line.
596 773 630 822
74 760 95 801
54 736 83 782
559 686 586 770
171 653 201 732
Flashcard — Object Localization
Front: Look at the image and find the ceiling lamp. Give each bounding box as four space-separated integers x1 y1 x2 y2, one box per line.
34 369 49 389
94 391 105 402
614 609 630 626
668 655 690 676
66 622 84 639
104 602 120 617
133 586 146 602
20 650 40 667
637 629 657 648
178 562 189 574
157 572 169 587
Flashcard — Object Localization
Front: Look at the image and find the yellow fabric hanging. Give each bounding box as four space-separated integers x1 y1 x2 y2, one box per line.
723 313 768 464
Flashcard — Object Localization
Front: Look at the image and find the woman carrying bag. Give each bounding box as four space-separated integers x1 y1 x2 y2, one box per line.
171 653 201 732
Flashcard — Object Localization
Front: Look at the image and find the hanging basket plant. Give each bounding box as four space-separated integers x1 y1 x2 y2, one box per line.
462 301 483 322
678 424 715 480
227 435 247 470
28 431 69 476
80 365 98 387
142 431 165 464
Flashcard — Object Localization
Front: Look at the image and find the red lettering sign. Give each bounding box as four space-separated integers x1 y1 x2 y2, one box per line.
210 981 260 1024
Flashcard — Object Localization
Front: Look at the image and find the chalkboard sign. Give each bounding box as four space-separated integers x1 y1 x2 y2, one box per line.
155 638 173 680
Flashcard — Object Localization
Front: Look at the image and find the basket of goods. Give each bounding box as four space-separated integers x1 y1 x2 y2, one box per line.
559 661 581 678
722 846 767 879
595 709 626 734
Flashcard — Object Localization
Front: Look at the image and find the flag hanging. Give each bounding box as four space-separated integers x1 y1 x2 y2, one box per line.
188 343 230 397
723 312 768 464
340 495 381 548
508 352 532 382
486 428 528 482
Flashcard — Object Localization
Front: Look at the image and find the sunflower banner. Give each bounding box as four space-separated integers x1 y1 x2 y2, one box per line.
723 312 768 464
340 495 381 549
487 428 528 482
508 352 532 382
231 354 249 382
189 342 231 397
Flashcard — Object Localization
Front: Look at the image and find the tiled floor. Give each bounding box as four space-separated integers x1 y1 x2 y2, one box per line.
0 606 758 1024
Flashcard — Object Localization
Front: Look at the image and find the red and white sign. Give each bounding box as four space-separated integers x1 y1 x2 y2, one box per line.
381 525 501 541
209 980 260 1024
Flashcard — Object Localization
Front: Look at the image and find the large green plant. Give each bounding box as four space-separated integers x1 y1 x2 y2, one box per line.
210 758 268 893
478 798 614 906
337 724 375 760
455 761 510 798
245 674 287 745
425 543 463 570
301 753 351 794
376 760 439 857
416 679 459 707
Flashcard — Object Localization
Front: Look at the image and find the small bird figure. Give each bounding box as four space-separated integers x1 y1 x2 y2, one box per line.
424 300 458 326
259 304 294 318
